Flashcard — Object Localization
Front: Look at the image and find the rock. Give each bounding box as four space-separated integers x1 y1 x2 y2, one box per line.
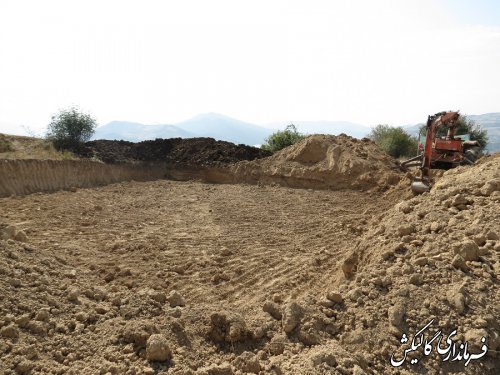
447 290 466 314
67 287 80 302
318 298 334 308
388 304 405 326
167 291 185 307
209 312 248 342
0 324 19 339
326 291 343 303
481 179 499 196
397 224 415 236
413 257 428 266
452 240 479 261
486 230 499 241
473 234 487 247
263 301 282 320
451 254 468 271
15 314 30 328
451 194 469 207
396 202 413 214
298 324 321 346
430 222 441 232
149 290 166 304
35 308 50 322
409 274 423 285
234 351 260 374
282 302 303 333
347 288 363 301
146 334 171 362
342 252 358 278
14 230 28 243
268 334 286 355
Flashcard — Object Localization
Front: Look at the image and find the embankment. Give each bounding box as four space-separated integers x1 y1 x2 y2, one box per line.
0 160 169 197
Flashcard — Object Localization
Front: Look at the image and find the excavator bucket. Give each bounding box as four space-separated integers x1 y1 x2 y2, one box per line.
411 179 431 194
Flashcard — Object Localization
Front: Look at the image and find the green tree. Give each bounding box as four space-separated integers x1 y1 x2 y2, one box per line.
261 124 305 152
47 106 97 149
368 125 419 158
419 115 488 150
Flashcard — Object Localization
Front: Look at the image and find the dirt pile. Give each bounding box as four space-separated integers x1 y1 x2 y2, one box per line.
231 134 403 190
333 154 500 373
75 138 271 165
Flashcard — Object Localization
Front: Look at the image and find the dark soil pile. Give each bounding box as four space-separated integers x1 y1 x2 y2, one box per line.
75 138 271 165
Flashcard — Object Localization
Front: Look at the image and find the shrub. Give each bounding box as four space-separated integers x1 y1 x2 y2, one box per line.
261 124 305 152
46 106 97 150
368 125 419 158
0 135 14 153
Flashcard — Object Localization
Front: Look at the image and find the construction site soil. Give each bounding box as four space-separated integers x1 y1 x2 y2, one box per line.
1 135 499 375
74 138 271 165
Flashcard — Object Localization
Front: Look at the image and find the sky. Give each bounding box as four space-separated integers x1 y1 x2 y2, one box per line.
1 0 500 135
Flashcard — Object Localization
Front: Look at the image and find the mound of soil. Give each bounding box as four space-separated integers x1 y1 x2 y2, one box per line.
231 134 403 191
75 138 271 165
335 153 500 373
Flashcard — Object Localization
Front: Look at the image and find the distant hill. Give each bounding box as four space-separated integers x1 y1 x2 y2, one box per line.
93 121 194 143
403 113 500 153
174 113 274 145
93 114 275 146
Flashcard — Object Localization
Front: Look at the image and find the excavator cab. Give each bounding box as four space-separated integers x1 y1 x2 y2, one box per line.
401 111 480 194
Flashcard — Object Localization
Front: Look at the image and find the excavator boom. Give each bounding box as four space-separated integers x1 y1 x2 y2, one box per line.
409 111 460 194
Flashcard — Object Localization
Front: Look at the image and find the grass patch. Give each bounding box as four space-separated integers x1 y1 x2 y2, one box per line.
0 135 14 153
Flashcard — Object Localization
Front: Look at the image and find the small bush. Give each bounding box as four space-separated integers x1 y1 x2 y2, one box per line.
46 106 97 150
0 135 14 153
262 124 305 152
368 125 418 158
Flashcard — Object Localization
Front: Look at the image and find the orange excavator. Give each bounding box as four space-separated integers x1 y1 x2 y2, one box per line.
401 111 481 194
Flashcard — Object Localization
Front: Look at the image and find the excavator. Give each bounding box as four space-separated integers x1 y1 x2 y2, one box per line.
401 111 481 194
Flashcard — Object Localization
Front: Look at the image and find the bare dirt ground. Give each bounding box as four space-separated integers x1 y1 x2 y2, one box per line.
0 136 499 375
1 180 398 374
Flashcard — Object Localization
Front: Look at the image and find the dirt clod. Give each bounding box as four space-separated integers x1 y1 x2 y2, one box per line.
146 334 172 362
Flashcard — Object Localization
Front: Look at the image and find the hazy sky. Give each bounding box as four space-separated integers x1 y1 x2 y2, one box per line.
1 0 500 135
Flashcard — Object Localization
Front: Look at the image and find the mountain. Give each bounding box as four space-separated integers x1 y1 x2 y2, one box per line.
266 120 370 139
93 121 194 142
174 113 274 145
93 114 275 145
403 113 500 153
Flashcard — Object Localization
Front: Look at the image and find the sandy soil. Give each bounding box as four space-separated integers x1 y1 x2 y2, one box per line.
1 179 399 374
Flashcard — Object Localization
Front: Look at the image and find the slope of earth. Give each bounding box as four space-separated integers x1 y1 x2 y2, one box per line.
337 154 500 373
1 179 401 375
0 134 75 160
231 134 403 191
75 138 271 165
